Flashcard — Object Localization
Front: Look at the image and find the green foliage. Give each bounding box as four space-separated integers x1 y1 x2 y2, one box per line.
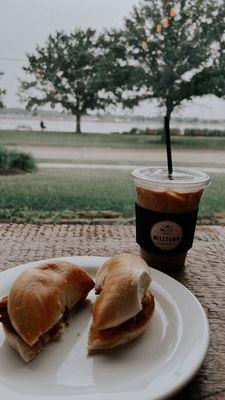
121 127 181 135
184 129 225 137
9 151 37 171
0 145 36 173
120 0 225 117
96 30 141 107
19 29 120 132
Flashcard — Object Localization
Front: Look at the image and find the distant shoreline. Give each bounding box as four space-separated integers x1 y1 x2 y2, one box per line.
1 109 225 124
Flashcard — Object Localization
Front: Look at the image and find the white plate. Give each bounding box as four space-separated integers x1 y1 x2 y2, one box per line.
0 256 209 400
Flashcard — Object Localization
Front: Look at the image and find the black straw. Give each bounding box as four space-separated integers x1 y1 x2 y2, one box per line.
164 116 173 180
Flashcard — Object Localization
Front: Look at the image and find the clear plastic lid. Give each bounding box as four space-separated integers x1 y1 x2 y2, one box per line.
132 167 210 192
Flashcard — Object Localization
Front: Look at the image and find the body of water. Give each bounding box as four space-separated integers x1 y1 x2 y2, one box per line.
1 115 225 133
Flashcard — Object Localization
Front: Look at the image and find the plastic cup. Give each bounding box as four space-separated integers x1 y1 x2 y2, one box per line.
132 167 210 271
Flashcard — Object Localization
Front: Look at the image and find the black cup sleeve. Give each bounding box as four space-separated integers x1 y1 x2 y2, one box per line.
135 203 198 256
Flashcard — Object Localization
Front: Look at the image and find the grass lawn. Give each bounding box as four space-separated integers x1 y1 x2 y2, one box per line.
0 168 224 223
1 130 225 150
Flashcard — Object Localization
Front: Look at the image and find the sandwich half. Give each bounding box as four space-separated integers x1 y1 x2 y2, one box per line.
0 261 94 362
88 253 155 352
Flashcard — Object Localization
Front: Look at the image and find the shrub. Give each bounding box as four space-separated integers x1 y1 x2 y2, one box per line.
9 151 36 172
184 129 225 137
145 128 161 135
144 128 182 136
184 129 207 136
0 145 36 173
207 130 225 137
170 128 182 136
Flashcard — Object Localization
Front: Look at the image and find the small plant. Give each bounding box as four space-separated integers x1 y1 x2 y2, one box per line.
9 151 36 172
0 145 36 174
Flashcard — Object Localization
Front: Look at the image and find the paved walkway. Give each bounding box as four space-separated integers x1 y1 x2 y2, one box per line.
6 145 225 166
39 162 225 174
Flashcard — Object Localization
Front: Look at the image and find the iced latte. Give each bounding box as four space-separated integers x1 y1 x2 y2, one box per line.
132 168 210 270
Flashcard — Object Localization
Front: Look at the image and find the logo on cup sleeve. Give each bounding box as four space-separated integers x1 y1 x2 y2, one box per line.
150 221 183 251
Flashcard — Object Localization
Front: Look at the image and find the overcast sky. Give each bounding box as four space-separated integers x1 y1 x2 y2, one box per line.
1 0 225 119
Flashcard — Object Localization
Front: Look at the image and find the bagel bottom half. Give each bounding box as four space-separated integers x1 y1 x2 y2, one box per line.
88 291 155 352
3 319 65 363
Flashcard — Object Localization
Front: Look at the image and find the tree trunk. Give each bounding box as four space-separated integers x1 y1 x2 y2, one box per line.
76 114 81 133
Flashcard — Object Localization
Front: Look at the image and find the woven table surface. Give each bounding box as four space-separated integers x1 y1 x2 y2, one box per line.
0 223 224 400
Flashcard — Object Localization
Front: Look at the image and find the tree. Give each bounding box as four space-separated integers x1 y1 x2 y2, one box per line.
0 72 6 108
120 0 225 139
19 29 116 133
96 30 143 109
209 38 225 101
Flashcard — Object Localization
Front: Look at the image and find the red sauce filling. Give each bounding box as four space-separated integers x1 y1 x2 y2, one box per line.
0 296 11 328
